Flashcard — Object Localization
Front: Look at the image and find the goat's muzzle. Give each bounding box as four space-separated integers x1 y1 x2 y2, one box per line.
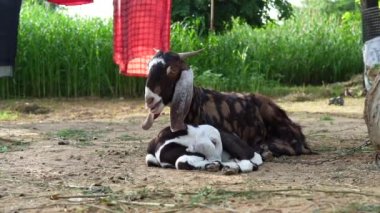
146 99 163 114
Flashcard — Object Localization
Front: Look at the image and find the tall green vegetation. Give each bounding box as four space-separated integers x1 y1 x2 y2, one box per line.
0 1 145 99
172 10 362 90
0 1 364 98
303 0 358 15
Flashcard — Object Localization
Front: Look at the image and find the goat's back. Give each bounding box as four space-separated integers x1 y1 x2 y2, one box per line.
186 87 312 156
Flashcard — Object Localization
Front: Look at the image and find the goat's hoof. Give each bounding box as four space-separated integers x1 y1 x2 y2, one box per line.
205 162 221 172
222 166 239 175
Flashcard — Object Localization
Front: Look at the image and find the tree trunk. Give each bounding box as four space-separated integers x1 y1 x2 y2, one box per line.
210 0 215 31
361 0 378 9
362 0 380 156
364 76 380 152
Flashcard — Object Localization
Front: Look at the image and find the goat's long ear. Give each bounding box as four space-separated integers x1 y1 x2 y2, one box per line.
170 69 193 132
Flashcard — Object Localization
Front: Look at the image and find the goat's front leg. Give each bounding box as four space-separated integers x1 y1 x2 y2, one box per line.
220 158 261 175
219 131 264 165
175 155 221 171
220 131 261 160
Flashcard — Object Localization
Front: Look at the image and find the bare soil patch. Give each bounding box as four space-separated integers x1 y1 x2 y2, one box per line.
0 97 379 212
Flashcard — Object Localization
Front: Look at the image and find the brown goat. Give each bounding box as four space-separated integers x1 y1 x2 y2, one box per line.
142 50 313 157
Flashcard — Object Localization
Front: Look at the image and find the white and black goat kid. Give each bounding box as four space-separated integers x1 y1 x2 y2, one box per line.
146 124 263 173
142 50 314 158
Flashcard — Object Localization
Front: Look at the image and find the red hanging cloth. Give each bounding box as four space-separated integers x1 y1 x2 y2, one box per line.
47 0 93 6
113 0 171 77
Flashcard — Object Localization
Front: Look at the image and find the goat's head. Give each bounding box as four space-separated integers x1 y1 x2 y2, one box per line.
142 50 203 132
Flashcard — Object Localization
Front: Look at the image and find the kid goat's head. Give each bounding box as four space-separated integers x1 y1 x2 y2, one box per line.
142 50 203 132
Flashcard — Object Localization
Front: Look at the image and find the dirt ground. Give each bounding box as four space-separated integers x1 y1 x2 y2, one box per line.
0 97 379 212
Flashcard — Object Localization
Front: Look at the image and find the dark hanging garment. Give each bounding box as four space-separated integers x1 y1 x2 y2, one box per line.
0 0 22 78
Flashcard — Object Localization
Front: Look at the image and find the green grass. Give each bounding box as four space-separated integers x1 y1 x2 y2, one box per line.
190 187 215 205
117 134 140 141
0 111 18 121
189 187 380 211
55 129 95 146
261 82 345 98
320 115 334 121
55 128 110 146
0 146 8 153
338 203 380 213
189 187 278 205
312 145 337 153
0 139 29 153
56 129 90 140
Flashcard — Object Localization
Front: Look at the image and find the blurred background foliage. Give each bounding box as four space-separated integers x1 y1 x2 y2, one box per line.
171 0 293 32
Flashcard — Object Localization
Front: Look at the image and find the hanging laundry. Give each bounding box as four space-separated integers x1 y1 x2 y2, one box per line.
0 0 22 78
47 0 93 6
113 0 171 77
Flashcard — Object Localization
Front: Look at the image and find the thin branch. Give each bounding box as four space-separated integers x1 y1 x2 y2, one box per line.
181 188 380 198
16 202 92 211
50 194 109 200
118 200 176 208
261 188 379 197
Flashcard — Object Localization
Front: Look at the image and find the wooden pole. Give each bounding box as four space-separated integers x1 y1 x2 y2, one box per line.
210 0 215 31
